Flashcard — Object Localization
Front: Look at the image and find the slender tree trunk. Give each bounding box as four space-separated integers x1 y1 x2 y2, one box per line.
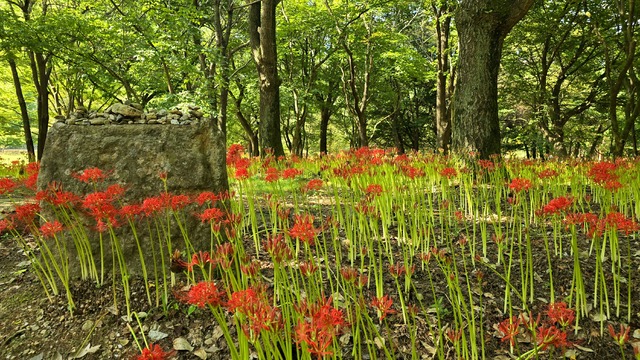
434 2 452 154
8 56 36 162
319 107 330 155
249 0 285 157
453 0 534 159
28 51 52 161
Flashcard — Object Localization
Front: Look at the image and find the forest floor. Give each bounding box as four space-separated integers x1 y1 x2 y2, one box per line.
0 199 637 359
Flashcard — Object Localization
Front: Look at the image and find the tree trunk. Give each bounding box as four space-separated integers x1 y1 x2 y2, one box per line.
434 2 452 154
453 0 534 159
249 0 285 157
319 106 330 155
8 56 36 162
28 51 52 161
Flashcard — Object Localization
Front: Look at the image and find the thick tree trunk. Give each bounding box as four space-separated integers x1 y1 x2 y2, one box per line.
249 0 285 157
453 0 534 159
8 56 36 162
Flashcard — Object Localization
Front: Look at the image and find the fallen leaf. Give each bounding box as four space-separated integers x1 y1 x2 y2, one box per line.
173 337 194 351
590 313 607 322
374 336 385 349
148 330 169 342
193 348 208 359
573 344 594 352
73 344 101 358
28 353 43 360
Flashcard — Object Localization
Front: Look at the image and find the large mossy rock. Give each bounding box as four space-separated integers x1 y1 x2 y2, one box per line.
37 123 229 277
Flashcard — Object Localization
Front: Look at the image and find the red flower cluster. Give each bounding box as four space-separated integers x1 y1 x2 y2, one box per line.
136 344 175 360
547 301 575 328
289 214 319 245
227 287 281 338
264 234 293 263
540 196 572 216
477 159 495 172
295 297 347 357
178 281 224 308
565 211 639 237
588 161 622 191
400 165 425 179
303 179 323 192
365 184 383 197
509 178 533 192
537 325 570 350
265 167 279 182
40 220 64 238
608 323 630 345
226 143 245 166
538 169 559 179
439 167 457 179
0 177 17 195
371 295 396 322
498 316 521 346
282 168 303 179
72 167 107 183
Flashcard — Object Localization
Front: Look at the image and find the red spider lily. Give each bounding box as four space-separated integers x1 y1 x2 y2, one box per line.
82 188 122 223
605 212 640 235
365 184 383 197
477 159 495 171
194 191 220 206
389 263 413 277
39 190 81 208
263 234 293 263
538 169 559 179
169 194 191 210
22 163 39 190
178 281 224 308
588 161 617 184
198 207 225 223
371 295 396 322
213 242 234 269
400 165 425 179
227 287 281 338
604 180 623 192
439 167 457 179
541 197 572 216
234 167 250 180
72 167 107 183
295 297 347 358
265 167 279 182
40 220 64 238
240 260 261 277
446 328 462 343
608 323 631 345
0 178 17 195
141 196 165 216
0 219 14 234
547 302 575 328
303 179 323 192
632 342 640 359
520 311 541 333
277 207 291 221
497 316 521 346
536 326 570 350
14 203 40 224
282 168 303 179
136 343 175 360
119 204 143 219
299 261 318 276
509 178 533 192
340 267 359 283
188 251 213 271
289 214 319 245
226 143 245 166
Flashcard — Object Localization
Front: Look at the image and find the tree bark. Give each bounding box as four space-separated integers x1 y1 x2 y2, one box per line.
7 55 36 162
248 0 285 157
453 0 534 158
434 2 453 154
